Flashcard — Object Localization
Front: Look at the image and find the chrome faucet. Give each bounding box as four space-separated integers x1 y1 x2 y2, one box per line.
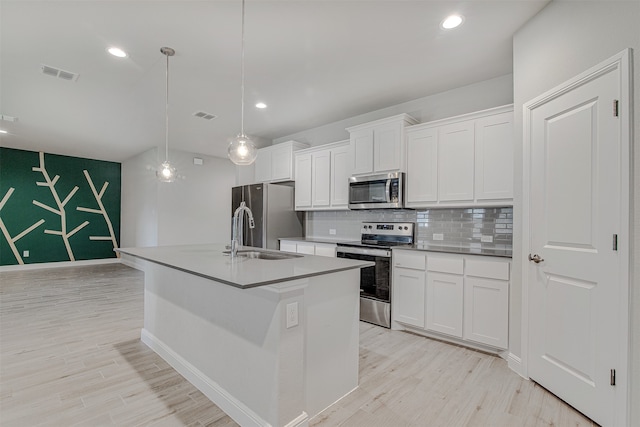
231 201 255 258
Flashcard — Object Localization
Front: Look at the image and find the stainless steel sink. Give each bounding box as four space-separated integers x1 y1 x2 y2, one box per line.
223 250 303 260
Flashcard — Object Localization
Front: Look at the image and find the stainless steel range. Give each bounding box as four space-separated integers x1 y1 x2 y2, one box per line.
336 222 414 328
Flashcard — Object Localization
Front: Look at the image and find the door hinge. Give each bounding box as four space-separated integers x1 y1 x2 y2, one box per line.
613 234 618 251
610 369 616 386
613 100 619 117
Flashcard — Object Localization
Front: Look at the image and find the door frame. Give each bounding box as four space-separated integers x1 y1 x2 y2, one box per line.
521 48 631 425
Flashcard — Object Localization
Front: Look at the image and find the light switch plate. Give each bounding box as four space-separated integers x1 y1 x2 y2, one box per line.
433 233 444 241
329 229 336 235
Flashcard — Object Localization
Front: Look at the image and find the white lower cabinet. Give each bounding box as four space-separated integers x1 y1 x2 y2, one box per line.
426 272 463 338
279 240 336 258
392 250 510 351
463 259 509 348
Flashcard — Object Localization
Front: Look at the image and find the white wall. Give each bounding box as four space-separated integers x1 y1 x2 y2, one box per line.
273 74 514 146
121 147 236 248
513 1 639 424
121 147 159 248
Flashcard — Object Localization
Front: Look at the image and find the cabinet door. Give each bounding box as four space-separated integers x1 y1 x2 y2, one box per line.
393 268 426 328
475 112 513 201
406 128 438 204
254 148 271 183
374 121 402 172
426 272 463 337
270 144 292 181
312 151 331 208
294 154 312 210
314 243 336 258
296 242 315 255
463 277 508 349
350 128 374 175
330 145 350 208
438 121 475 202
279 241 297 253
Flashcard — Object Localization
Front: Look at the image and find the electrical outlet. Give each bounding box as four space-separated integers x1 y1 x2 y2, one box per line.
286 302 299 328
433 233 444 241
481 235 494 243
329 229 336 235
23 250 29 257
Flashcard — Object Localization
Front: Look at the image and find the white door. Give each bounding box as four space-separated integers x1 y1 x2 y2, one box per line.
527 56 625 426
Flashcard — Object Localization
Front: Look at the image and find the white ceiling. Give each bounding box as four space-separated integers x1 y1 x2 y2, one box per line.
0 0 549 162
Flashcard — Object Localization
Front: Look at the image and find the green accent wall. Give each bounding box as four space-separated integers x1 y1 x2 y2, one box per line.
0 147 121 266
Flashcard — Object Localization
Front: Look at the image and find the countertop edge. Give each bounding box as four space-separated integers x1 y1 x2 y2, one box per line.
391 246 512 259
116 248 374 289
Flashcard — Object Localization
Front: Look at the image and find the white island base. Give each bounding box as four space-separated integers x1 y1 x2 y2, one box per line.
138 259 360 427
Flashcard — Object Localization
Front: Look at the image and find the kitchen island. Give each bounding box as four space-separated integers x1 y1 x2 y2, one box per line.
117 244 372 427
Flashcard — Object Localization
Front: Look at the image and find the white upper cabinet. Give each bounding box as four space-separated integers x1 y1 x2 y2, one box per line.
405 105 513 208
254 140 309 183
294 153 312 209
475 112 514 201
330 144 350 207
438 121 475 202
312 150 331 208
406 127 438 204
347 114 419 175
294 141 350 211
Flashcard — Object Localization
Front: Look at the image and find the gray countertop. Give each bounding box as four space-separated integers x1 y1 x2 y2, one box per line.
278 236 355 244
393 244 512 258
117 243 373 289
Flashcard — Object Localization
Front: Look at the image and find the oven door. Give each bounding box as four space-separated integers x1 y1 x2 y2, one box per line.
337 246 392 327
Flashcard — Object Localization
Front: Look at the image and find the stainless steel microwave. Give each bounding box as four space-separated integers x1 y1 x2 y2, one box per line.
348 172 404 209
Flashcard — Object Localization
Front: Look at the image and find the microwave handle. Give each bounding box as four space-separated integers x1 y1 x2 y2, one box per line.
385 179 391 203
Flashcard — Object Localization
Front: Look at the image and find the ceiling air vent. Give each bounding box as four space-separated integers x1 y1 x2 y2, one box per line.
40 64 80 82
193 111 217 121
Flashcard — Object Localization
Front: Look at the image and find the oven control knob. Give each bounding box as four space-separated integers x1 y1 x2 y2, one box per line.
404 226 408 230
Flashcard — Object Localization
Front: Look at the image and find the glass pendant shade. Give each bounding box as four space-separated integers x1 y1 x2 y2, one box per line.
228 133 257 165
157 160 177 182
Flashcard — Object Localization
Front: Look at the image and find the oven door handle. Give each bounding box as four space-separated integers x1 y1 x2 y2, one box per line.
337 246 391 257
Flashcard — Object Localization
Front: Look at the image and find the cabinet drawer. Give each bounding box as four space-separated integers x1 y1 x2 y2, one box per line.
465 259 509 280
393 250 426 270
427 255 463 274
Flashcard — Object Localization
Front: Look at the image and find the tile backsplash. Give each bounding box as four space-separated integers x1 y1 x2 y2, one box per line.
306 207 512 250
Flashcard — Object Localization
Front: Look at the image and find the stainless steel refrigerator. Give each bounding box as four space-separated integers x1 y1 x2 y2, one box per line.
231 183 303 250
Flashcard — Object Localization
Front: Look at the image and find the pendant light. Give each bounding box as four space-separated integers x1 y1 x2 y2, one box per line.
157 46 177 182
227 0 257 165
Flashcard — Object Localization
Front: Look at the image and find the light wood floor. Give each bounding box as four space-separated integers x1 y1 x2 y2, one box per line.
0 264 597 426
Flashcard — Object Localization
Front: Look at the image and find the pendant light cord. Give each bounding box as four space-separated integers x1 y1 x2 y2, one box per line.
240 0 246 136
165 50 170 162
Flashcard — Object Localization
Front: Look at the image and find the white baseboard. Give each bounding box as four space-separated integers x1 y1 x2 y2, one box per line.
0 257 120 272
507 353 527 379
140 329 308 427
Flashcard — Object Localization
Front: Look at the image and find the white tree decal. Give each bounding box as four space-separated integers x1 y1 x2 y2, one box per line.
0 187 45 264
77 169 119 253
32 151 88 261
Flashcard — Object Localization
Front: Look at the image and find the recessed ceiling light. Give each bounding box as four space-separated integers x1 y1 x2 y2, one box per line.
0 129 7 134
441 15 464 29
255 102 267 109
108 47 128 58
